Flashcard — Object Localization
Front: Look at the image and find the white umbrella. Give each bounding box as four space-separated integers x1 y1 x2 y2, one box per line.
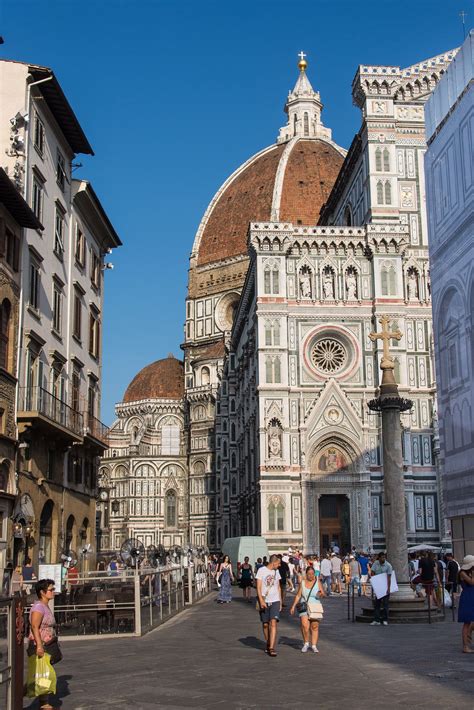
407 544 442 553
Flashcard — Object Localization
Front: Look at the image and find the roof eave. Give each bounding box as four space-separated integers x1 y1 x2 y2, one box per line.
28 66 94 156
0 168 44 230
72 180 122 249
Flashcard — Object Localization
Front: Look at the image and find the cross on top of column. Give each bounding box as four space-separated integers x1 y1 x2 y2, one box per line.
369 314 402 370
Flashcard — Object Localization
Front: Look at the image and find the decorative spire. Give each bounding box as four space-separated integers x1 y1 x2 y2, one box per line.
277 52 332 144
298 50 308 72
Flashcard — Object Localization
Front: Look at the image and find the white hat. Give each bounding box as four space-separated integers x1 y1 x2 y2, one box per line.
460 554 474 571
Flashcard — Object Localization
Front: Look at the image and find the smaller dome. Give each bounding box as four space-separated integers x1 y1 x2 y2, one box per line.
123 355 184 403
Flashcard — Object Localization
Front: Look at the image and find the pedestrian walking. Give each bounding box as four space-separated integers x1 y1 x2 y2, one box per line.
216 555 234 603
331 552 343 594
370 552 392 626
278 554 290 606
256 555 281 657
445 552 459 596
418 552 440 607
320 554 332 596
27 579 62 710
290 565 325 653
349 555 362 596
457 555 474 653
239 556 254 603
358 551 369 595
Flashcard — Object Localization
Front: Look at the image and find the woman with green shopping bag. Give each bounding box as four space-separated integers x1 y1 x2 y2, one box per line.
27 579 62 709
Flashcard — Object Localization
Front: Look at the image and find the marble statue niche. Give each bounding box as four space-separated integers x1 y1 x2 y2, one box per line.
345 269 357 300
322 269 335 300
268 419 283 459
299 268 312 299
407 269 418 300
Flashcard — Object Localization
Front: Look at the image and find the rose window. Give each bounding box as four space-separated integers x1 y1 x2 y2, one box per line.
311 338 347 374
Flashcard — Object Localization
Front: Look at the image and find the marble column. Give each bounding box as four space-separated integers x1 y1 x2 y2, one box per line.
369 315 412 584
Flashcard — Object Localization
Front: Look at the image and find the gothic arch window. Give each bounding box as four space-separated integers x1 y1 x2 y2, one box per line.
223 441 228 458
165 490 177 527
343 205 352 226
391 320 400 346
375 148 382 172
377 180 384 204
193 404 205 421
303 112 309 136
265 356 272 383
264 261 280 295
265 321 272 346
161 419 180 455
201 366 210 386
231 476 237 495
384 181 392 204
0 299 11 370
230 422 236 442
231 452 237 468
383 148 390 172
381 263 396 296
268 498 284 532
223 488 229 505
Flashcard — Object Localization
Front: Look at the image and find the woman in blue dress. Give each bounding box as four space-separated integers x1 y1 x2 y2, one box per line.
290 565 326 653
458 555 474 653
216 555 234 604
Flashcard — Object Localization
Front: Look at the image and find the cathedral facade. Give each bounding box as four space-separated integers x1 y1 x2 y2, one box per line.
100 48 457 555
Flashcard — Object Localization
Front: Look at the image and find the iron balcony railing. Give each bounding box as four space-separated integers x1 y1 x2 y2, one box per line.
83 412 109 446
18 386 84 437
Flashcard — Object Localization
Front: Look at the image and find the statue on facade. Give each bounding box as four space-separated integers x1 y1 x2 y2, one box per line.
268 420 282 458
345 271 357 300
407 270 418 300
299 270 312 298
323 272 334 299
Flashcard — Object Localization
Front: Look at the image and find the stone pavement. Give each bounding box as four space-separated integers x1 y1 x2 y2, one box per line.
24 590 471 709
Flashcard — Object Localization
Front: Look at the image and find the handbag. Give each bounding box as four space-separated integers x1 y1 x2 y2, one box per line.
27 638 63 665
307 598 324 620
296 579 317 614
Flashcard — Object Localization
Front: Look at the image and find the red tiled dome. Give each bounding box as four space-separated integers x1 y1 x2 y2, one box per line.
123 355 184 403
195 139 344 266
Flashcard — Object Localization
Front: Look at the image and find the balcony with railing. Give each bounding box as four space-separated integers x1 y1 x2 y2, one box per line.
17 386 84 441
82 411 110 450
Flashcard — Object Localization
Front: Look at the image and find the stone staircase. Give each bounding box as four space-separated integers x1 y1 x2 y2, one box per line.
356 596 446 624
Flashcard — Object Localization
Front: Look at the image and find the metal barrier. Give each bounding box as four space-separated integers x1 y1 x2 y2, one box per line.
23 565 211 640
346 582 356 622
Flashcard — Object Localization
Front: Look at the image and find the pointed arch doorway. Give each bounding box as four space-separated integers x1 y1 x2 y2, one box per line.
318 494 350 554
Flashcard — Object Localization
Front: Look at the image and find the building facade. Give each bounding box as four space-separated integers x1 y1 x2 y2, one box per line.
98 356 188 553
106 48 458 555
0 168 43 578
0 60 121 569
424 31 474 559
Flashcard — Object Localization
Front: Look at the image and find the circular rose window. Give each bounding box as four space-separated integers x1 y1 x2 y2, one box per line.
311 338 347 374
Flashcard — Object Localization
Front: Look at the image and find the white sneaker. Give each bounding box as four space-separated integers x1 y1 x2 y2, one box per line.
370 620 381 625
382 620 388 626
312 645 319 653
301 642 310 653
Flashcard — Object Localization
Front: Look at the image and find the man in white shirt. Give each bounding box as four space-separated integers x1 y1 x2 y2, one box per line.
320 555 332 596
256 555 281 657
331 553 343 594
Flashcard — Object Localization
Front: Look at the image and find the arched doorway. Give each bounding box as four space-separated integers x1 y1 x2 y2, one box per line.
39 500 54 564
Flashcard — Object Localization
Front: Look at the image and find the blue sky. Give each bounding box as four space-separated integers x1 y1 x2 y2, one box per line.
0 0 468 423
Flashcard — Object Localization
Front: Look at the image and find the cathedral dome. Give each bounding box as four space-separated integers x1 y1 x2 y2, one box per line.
191 59 345 267
123 354 184 403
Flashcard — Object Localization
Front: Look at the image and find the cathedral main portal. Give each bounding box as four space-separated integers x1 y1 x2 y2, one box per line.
318 495 350 554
